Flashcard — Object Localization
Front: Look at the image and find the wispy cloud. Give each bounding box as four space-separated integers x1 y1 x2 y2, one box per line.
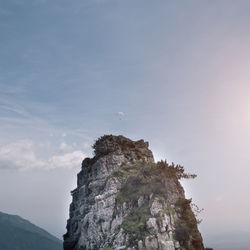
0 84 25 95
47 150 85 170
0 103 29 117
59 142 73 152
0 140 87 171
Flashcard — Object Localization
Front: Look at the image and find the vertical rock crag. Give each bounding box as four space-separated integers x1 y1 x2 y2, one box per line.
64 135 205 250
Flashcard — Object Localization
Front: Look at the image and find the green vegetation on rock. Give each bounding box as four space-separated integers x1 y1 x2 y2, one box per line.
108 160 198 247
109 160 196 205
174 198 203 249
121 202 151 244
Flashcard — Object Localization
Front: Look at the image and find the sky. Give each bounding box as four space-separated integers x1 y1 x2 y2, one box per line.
1 0 250 246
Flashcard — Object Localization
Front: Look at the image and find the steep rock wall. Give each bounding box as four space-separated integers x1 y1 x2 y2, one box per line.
64 135 204 250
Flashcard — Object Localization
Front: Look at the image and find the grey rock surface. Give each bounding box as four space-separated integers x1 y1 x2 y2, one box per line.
64 135 204 250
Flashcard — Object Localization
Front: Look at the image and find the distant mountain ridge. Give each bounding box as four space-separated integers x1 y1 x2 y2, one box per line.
0 211 62 250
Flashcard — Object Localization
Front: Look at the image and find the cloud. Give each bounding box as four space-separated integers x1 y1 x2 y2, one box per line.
59 142 73 152
47 151 84 169
0 140 86 171
82 141 90 149
0 140 43 170
61 133 67 137
0 103 29 117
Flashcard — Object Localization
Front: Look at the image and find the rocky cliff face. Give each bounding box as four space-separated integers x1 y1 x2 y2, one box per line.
64 135 205 250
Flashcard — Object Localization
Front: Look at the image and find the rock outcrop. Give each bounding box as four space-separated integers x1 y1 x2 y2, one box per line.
64 135 205 250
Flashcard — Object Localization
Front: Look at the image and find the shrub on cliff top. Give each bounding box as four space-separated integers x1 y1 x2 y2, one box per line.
156 160 197 179
109 160 197 205
92 134 114 154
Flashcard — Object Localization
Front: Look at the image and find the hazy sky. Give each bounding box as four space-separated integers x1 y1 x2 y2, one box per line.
1 0 250 245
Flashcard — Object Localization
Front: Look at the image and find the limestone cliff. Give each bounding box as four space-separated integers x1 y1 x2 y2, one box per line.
64 135 205 250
